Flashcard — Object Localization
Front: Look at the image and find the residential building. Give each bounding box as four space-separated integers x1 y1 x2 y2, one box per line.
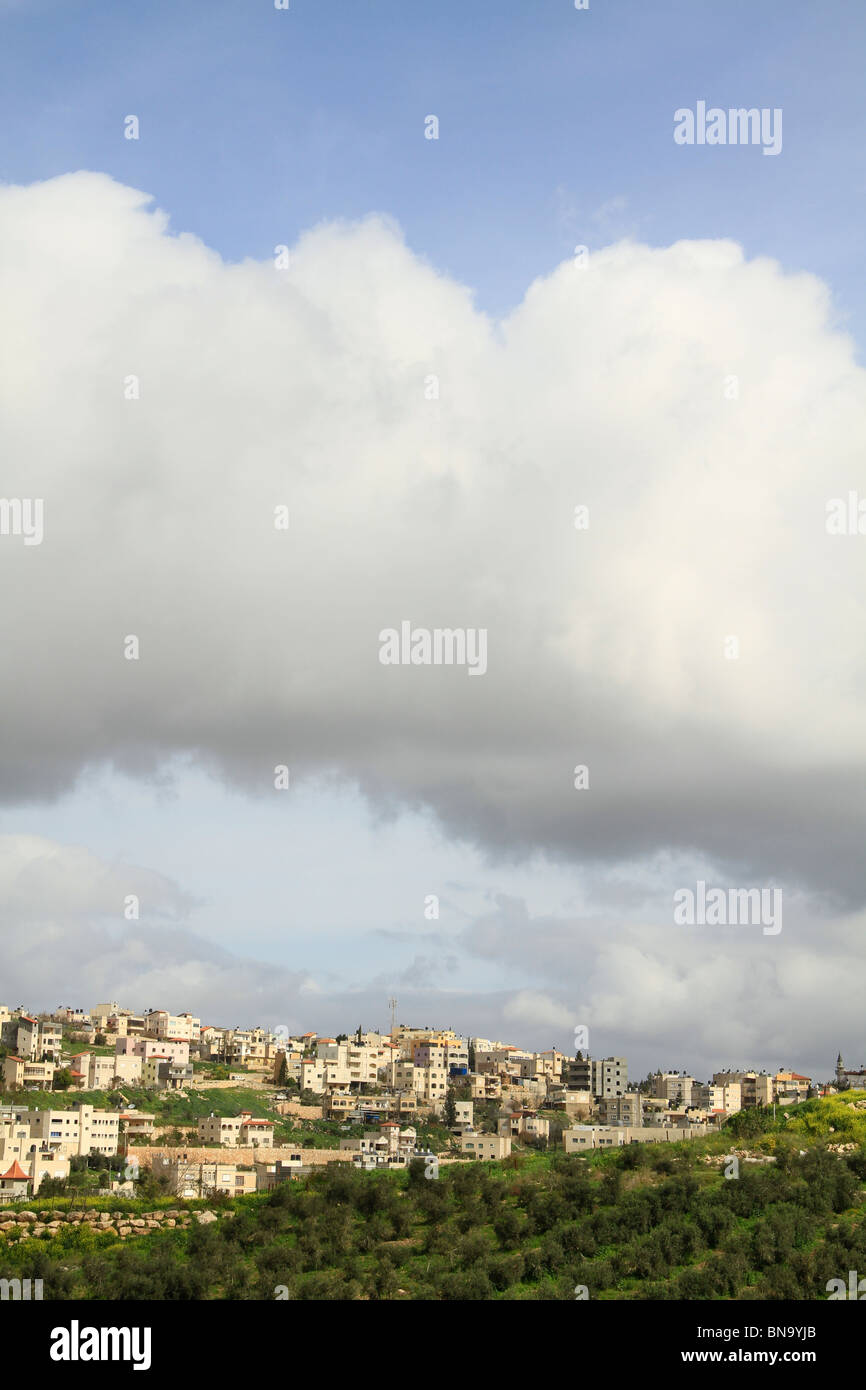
151 1155 257 1198
497 1108 551 1142
564 1124 703 1151
597 1092 642 1127
651 1072 695 1106
712 1071 773 1107
460 1133 512 1160
197 1112 275 1147
591 1057 628 1098
143 1010 201 1043
340 1123 419 1167
3 1057 55 1091
693 1081 742 1116
255 1156 307 1189
21 1104 120 1157
773 1070 811 1102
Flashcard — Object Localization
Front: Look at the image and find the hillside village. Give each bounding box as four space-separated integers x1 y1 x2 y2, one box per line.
0 999 853 1208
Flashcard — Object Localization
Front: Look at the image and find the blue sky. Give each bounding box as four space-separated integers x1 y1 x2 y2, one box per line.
2 0 865 335
1 0 865 1076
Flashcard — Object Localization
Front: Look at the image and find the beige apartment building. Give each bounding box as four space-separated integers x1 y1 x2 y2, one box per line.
300 1056 351 1093
1 1014 63 1063
340 1123 419 1167
17 1104 120 1157
53 1006 91 1026
69 1051 144 1089
144 1011 201 1043
651 1073 696 1106
91 1004 146 1037
460 1133 512 1160
712 1071 773 1107
467 1072 501 1101
3 1057 56 1091
693 1081 742 1115
498 1108 551 1141
564 1124 703 1151
773 1070 811 1101
197 1112 275 1147
119 1112 155 1141
597 1092 642 1127
151 1155 258 1198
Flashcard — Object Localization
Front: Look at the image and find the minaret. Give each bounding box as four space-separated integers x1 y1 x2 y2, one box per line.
836 1052 845 1084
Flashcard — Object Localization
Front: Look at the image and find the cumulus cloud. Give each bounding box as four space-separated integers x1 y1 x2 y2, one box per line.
460 892 866 1081
0 832 315 1023
503 990 575 1032
1 171 865 904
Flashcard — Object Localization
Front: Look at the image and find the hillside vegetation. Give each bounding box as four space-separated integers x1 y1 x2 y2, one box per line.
1 1094 865 1300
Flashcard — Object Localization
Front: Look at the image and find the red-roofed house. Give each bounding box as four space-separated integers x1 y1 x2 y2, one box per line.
3 1056 56 1091
0 1160 30 1199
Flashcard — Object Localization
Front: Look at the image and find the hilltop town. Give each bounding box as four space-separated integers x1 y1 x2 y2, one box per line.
0 1000 855 1206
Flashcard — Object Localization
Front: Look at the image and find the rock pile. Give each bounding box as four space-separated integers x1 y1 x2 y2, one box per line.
0 1208 218 1240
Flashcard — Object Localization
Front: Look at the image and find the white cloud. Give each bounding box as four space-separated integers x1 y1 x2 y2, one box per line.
502 990 574 1032
0 172 864 903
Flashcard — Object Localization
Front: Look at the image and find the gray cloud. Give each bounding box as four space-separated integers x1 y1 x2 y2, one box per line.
1 172 865 909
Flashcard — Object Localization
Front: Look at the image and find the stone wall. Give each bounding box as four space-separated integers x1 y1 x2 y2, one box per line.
129 1144 352 1168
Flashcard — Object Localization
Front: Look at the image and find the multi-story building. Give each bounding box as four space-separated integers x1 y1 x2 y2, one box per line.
597 1092 642 1127
116 1036 190 1067
16 1104 120 1157
255 1156 308 1189
454 1100 473 1130
712 1071 773 1107
67 1051 138 1089
89 1005 146 1038
300 1056 351 1094
54 1006 91 1027
693 1081 742 1115
467 1072 501 1101
497 1108 550 1142
151 1156 258 1198
3 1057 55 1091
197 1112 275 1147
340 1122 419 1167
773 1070 811 1101
143 1011 201 1043
141 1058 193 1091
460 1133 511 1160
564 1124 703 1151
651 1073 695 1106
7 1015 63 1063
591 1057 629 1098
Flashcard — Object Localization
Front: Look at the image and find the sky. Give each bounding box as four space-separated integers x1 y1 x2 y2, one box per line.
0 0 865 1084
